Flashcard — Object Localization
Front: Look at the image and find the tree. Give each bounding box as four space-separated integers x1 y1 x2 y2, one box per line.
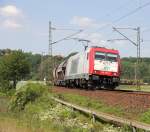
0 50 30 89
24 52 41 80
121 61 134 79
0 49 11 56
38 55 64 81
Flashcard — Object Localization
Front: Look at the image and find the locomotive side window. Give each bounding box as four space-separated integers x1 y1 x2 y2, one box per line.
107 53 118 62
95 52 105 60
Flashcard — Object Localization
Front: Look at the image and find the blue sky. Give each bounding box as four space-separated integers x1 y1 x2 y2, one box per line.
0 0 150 57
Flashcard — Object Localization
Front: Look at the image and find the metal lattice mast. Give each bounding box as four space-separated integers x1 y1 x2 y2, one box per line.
49 21 52 56
137 27 141 89
48 21 53 81
112 27 141 90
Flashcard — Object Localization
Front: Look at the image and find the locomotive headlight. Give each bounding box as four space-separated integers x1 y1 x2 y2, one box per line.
113 73 117 76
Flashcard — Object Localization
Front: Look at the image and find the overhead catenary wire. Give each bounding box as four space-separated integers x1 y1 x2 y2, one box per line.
83 1 150 46
70 1 140 42
113 1 150 23
51 30 83 45
52 1 150 49
86 0 138 32
96 1 150 32
83 1 150 47
105 0 136 18
52 27 83 31
50 1 150 54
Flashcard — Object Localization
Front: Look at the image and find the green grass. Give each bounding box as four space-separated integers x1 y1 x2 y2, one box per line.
22 95 120 132
51 89 150 132
139 109 150 124
0 92 6 96
0 95 125 132
52 90 150 126
2 82 149 131
117 85 150 92
53 92 124 117
0 116 32 132
0 82 127 132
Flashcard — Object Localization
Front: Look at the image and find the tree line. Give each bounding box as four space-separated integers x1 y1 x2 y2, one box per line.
121 57 150 83
0 49 150 92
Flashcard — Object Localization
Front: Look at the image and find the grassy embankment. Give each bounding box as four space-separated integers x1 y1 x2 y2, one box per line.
53 92 124 117
118 85 150 124
0 82 130 132
52 86 150 125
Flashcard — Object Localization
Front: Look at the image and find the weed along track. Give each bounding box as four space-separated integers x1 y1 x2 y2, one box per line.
51 86 150 131
0 83 135 132
51 97 150 131
52 86 150 114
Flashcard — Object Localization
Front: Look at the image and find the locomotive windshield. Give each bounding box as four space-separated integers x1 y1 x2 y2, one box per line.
95 52 118 62
106 53 118 62
95 52 105 60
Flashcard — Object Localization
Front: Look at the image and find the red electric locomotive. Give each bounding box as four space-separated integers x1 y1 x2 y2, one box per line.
53 46 121 89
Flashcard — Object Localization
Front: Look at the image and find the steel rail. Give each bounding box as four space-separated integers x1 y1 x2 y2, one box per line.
54 86 150 96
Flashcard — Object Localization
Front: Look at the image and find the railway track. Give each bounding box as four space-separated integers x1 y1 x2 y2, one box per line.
52 86 150 113
95 88 150 95
54 86 150 95
51 86 150 131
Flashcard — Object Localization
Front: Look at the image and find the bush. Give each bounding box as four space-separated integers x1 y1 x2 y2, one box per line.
0 80 12 92
9 83 48 111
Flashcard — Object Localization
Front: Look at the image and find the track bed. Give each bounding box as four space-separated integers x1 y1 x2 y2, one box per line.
52 86 150 114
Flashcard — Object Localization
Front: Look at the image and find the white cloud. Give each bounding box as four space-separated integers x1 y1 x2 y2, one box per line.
0 5 22 17
0 5 24 29
77 32 107 47
89 33 103 43
2 19 22 29
71 16 99 28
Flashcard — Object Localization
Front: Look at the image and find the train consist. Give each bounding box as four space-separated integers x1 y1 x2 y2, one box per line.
53 46 121 89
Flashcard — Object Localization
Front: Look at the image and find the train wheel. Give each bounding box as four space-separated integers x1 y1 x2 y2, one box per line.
104 84 116 90
97 85 102 90
87 81 95 90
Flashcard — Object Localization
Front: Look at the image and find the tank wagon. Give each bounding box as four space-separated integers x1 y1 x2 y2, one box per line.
53 46 121 89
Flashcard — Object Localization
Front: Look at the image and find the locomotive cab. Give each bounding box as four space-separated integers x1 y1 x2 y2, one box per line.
89 47 120 89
